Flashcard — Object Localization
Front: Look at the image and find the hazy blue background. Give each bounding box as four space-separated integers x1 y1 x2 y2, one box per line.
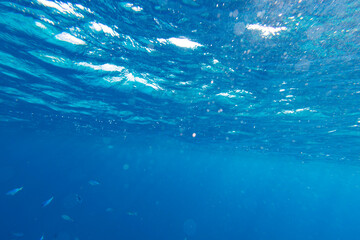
2 131 360 240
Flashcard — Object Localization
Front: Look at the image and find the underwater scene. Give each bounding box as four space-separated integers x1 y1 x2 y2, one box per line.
0 0 360 239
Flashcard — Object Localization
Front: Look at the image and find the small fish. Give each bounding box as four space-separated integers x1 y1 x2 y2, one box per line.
75 194 83 204
88 180 100 186
42 196 54 207
6 187 23 196
106 207 114 212
61 214 74 222
12 232 24 237
40 234 44 240
127 211 138 216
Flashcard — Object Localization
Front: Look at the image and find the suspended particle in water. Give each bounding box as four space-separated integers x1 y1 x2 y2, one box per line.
295 59 310 72
63 194 82 209
234 22 246 36
306 26 324 40
123 164 129 170
75 194 83 204
229 9 239 18
183 219 197 236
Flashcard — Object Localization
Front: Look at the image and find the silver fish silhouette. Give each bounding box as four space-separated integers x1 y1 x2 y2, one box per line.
61 214 74 222
12 232 24 237
41 196 54 207
6 187 23 196
88 180 100 186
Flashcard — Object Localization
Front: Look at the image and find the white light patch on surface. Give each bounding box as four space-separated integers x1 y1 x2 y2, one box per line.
90 22 119 37
217 93 236 98
75 4 94 13
157 38 167 44
247 24 287 37
125 73 163 90
78 62 124 72
278 107 316 115
40 17 55 25
55 32 86 45
296 108 307 112
168 37 202 49
37 0 84 18
43 55 65 63
121 3 143 12
131 6 142 12
35 22 46 29
282 110 295 114
104 77 123 83
75 4 85 10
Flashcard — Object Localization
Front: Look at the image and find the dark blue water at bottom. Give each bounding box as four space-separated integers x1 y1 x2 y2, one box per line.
1 130 360 240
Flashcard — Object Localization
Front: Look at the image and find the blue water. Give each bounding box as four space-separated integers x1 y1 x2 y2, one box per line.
1 0 360 239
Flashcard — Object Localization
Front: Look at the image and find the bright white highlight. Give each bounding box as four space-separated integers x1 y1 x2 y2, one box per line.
125 73 163 90
122 3 143 12
40 17 55 25
168 37 202 48
55 32 86 45
217 93 236 98
35 22 46 29
78 62 125 72
90 22 119 37
37 0 84 18
247 24 287 37
157 37 202 49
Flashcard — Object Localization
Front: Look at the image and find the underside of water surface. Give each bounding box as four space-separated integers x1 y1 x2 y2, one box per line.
0 0 359 161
